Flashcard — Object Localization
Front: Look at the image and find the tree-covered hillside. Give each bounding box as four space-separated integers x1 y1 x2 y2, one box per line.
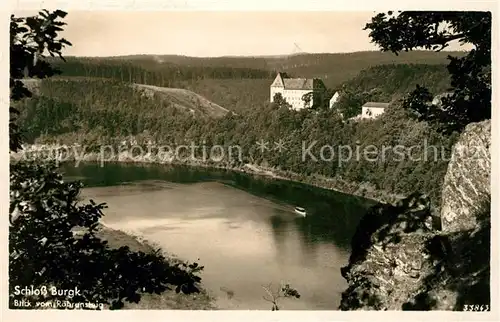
40 50 462 115
50 57 274 85
179 63 452 115
264 51 462 87
16 79 215 144
333 63 451 118
49 50 463 89
340 64 450 100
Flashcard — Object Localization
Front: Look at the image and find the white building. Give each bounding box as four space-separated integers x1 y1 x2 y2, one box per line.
329 92 340 109
270 72 326 110
349 102 390 121
361 102 389 119
360 102 389 119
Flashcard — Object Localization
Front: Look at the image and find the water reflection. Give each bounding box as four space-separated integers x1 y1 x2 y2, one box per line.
62 162 376 250
269 213 287 265
61 162 376 309
293 217 317 267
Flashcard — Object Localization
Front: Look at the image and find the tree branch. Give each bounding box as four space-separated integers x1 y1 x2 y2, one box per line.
433 32 465 45
262 295 272 303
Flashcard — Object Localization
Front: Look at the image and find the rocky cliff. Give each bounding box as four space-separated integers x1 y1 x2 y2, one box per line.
440 121 491 233
339 120 491 310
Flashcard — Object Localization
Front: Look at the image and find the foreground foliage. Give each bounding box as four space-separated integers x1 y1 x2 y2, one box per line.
9 10 204 310
365 11 491 133
9 161 204 309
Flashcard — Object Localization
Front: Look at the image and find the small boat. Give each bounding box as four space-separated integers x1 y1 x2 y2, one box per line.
294 207 307 217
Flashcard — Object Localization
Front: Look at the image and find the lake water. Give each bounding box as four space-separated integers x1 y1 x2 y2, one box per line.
61 162 376 310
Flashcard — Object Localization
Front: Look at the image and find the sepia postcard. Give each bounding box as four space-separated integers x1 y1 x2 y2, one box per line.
1 0 498 321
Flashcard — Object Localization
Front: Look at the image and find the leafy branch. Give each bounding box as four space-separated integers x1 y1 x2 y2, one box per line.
364 11 491 133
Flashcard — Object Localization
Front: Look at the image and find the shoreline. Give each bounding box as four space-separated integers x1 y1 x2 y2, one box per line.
11 147 405 206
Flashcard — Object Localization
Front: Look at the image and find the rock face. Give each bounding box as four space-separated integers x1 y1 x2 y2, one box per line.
440 120 491 233
339 120 491 311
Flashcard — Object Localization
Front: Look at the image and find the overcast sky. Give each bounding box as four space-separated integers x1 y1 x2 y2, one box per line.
13 11 471 57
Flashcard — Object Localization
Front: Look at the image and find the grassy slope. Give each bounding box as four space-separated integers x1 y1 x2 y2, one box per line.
179 79 271 114
21 78 230 119
133 83 231 118
96 225 216 309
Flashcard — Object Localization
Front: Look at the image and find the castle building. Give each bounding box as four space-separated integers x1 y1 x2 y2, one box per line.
270 72 326 110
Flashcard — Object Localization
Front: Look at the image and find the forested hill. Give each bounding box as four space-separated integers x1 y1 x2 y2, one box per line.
340 63 450 98
49 50 464 88
45 53 457 115
332 63 451 118
261 51 460 87
174 63 451 116
16 78 235 145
